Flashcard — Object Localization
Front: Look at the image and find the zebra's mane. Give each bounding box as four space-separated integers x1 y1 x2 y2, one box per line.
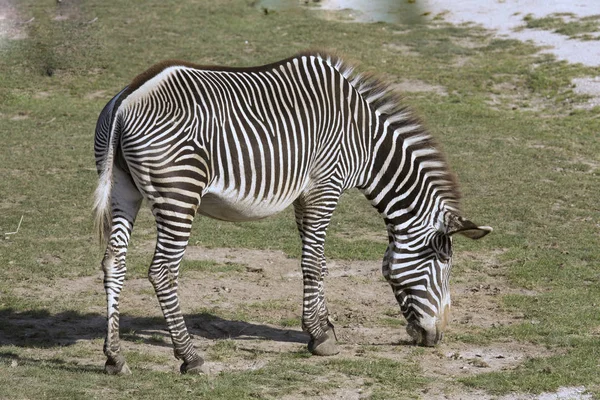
306 51 462 208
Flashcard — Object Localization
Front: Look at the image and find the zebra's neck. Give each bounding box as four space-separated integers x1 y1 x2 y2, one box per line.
313 53 461 231
359 111 460 235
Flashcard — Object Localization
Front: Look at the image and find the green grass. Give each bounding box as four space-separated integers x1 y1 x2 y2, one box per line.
522 13 600 40
462 338 600 395
0 347 425 399
208 340 240 361
183 260 246 274
325 357 427 399
2 0 600 398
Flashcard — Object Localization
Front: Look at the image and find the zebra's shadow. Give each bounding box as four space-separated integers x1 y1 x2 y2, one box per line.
186 312 309 344
0 308 308 350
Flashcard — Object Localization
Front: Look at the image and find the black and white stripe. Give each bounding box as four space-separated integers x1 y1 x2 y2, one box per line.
93 52 491 374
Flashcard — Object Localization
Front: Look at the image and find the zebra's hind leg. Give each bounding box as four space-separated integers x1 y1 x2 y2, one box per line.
147 202 208 375
294 186 342 356
102 167 142 375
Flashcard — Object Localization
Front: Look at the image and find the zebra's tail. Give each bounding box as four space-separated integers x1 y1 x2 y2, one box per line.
93 151 114 245
93 89 127 245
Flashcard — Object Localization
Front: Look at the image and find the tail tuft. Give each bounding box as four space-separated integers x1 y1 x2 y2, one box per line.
93 164 113 245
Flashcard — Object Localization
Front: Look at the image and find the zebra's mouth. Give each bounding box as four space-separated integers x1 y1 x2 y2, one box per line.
406 323 443 347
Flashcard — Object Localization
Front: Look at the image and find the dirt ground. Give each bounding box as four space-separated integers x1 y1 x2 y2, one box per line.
4 244 564 399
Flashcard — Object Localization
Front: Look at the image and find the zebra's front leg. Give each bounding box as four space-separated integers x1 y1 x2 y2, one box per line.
294 199 335 341
148 215 208 375
317 258 335 335
382 242 393 283
302 246 339 356
381 227 394 283
296 189 341 356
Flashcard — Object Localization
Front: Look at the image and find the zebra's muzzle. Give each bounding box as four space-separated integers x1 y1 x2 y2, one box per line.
406 322 443 347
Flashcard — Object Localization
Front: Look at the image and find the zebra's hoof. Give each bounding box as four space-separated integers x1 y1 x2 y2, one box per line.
308 332 340 356
180 358 209 375
104 356 132 375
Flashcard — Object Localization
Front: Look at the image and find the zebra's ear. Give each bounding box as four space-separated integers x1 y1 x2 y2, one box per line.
446 215 492 240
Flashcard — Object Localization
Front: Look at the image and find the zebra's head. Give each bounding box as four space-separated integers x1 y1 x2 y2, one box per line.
393 213 492 347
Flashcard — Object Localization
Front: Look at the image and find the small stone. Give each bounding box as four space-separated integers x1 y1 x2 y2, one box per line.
245 265 263 273
470 358 490 368
10 360 18 368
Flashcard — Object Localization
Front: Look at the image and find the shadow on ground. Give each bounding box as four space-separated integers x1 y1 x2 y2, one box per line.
0 350 104 373
0 308 309 349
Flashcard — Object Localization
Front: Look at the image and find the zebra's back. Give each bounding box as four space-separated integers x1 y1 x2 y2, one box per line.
115 54 371 220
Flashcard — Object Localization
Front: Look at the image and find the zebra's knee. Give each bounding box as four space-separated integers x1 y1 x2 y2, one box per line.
101 245 120 273
147 265 177 289
147 266 161 286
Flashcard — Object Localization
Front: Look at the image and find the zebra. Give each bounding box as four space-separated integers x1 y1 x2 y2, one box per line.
93 51 492 375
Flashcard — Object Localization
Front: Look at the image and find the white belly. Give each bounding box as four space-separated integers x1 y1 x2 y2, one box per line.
197 191 296 222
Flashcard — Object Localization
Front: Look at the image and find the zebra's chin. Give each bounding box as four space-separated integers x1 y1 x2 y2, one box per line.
406 322 443 347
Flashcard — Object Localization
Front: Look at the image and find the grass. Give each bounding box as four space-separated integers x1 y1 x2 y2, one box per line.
183 260 246 275
0 346 424 399
522 13 600 40
1 0 600 398
208 340 239 361
462 339 600 395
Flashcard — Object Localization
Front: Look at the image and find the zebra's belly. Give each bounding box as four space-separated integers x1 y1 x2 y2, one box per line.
197 191 296 222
